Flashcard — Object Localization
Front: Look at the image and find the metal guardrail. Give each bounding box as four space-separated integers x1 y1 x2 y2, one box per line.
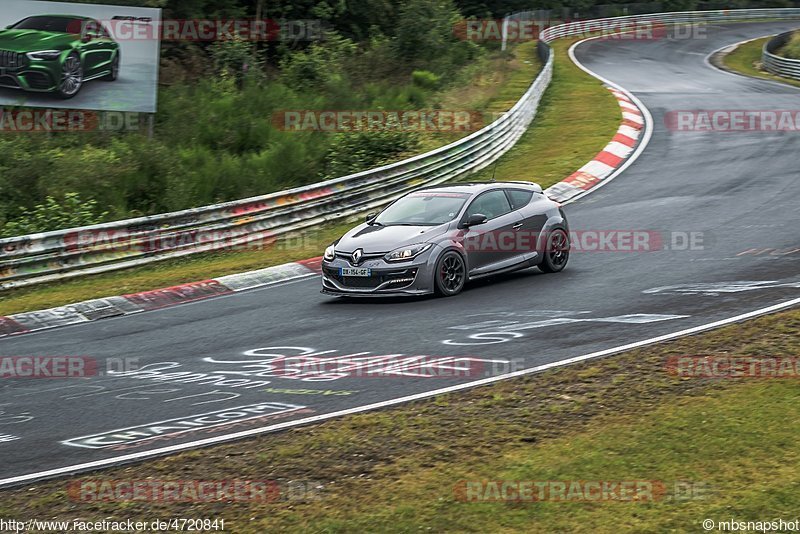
3 7 800 290
763 30 800 79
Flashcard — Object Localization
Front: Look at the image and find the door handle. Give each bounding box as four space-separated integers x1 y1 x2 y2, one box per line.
512 223 523 230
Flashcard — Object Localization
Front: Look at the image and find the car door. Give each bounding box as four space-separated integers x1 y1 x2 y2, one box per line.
461 189 523 275
504 188 547 264
95 24 117 73
80 21 111 76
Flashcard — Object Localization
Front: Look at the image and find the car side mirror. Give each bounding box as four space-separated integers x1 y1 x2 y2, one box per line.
365 212 377 223
81 33 94 43
462 214 488 228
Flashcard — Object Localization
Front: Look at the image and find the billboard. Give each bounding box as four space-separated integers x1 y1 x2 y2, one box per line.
0 0 161 113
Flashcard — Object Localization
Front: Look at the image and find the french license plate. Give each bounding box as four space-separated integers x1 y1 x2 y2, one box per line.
340 267 371 277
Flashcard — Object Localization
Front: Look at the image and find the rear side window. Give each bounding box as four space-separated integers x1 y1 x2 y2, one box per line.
466 190 512 220
506 189 533 210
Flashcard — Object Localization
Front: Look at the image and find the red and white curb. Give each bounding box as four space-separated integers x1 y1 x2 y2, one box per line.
0 258 323 338
544 87 645 203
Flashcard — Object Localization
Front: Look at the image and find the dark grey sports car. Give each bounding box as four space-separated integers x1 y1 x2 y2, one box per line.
321 181 570 297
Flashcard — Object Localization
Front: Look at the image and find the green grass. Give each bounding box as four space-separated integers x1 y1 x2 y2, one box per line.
416 41 542 152
2 303 798 532
484 42 543 115
721 36 800 88
0 38 617 316
469 38 621 187
778 30 800 59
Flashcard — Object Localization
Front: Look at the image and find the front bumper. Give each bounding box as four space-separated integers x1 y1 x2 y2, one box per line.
320 250 437 297
0 58 59 93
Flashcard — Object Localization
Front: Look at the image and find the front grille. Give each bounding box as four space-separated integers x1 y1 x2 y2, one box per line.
340 276 383 289
0 50 25 69
334 252 385 262
324 267 418 290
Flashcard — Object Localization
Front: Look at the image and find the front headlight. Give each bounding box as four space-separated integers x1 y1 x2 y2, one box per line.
26 50 63 61
384 243 432 262
324 244 336 261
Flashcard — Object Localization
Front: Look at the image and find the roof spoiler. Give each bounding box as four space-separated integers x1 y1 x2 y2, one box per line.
505 180 543 193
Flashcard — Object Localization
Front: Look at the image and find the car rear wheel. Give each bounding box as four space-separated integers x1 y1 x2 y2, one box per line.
434 251 466 297
58 53 83 99
540 228 570 273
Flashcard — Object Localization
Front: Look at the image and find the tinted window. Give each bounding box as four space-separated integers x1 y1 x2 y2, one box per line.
506 189 533 210
466 190 512 220
10 16 84 34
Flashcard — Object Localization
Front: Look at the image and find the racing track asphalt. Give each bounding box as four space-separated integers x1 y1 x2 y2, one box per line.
1 21 799 487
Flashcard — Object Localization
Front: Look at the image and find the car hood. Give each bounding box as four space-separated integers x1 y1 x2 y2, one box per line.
336 223 450 253
0 30 77 52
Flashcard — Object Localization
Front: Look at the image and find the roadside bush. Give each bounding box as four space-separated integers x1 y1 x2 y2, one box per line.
323 130 421 179
412 70 442 90
779 31 800 59
1 193 109 237
209 36 262 84
280 32 357 91
394 0 466 75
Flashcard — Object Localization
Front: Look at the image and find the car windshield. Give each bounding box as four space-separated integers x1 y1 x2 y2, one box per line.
374 191 470 226
9 16 84 34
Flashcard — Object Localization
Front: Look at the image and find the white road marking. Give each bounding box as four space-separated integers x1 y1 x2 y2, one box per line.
645 279 800 295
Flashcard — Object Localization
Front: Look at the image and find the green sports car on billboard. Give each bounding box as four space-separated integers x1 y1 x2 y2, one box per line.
0 15 120 99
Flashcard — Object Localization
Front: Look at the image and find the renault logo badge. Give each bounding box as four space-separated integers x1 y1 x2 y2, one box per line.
352 249 363 265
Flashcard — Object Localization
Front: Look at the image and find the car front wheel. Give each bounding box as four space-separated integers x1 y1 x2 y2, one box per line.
58 52 83 99
434 251 466 297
